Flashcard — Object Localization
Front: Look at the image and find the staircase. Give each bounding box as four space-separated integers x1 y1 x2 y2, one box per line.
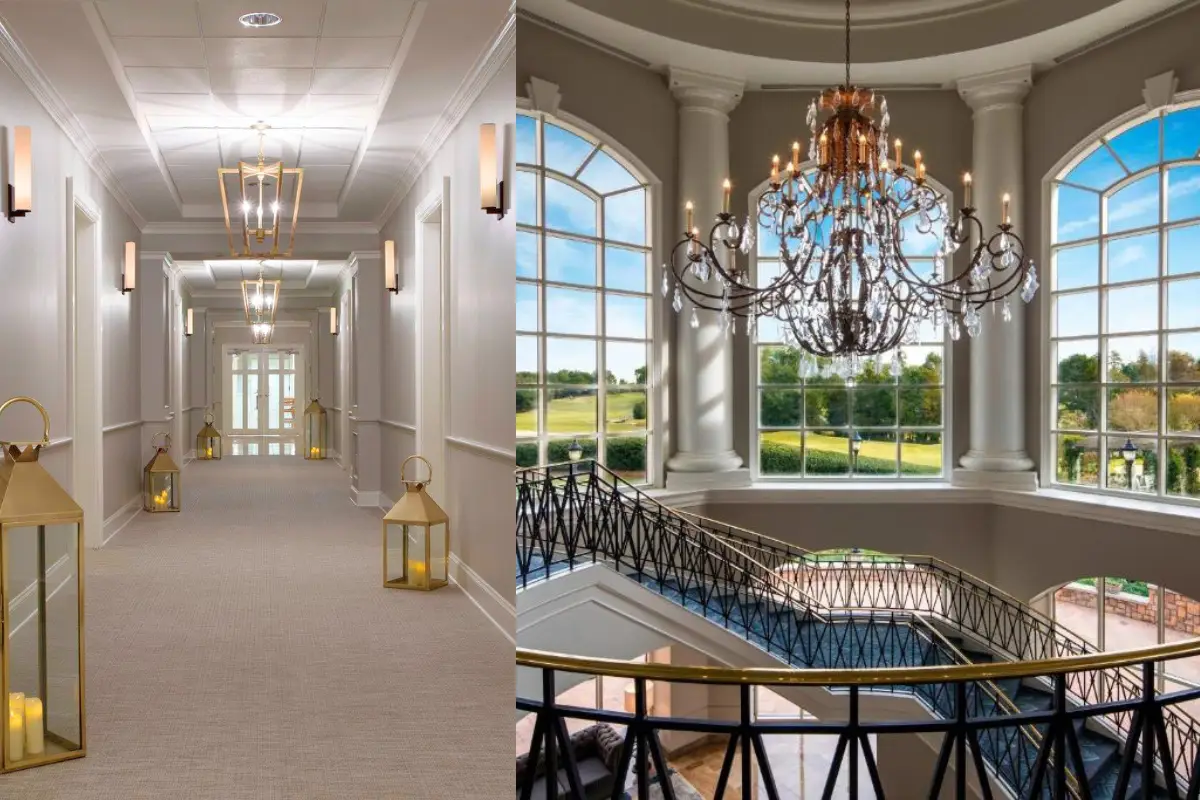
516 463 1193 799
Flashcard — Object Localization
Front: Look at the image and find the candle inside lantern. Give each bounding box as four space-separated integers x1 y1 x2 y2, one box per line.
8 693 24 762
963 172 973 207
310 446 319 457
206 447 213 458
721 178 731 214
24 697 43 756
409 559 426 585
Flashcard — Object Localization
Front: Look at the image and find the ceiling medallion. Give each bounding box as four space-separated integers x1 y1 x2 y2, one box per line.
665 0 1039 371
219 122 304 259
242 262 281 345
239 12 282 28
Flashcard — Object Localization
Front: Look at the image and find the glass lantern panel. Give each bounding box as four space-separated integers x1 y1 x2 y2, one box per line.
385 522 407 584
4 523 83 767
149 472 177 510
427 521 448 584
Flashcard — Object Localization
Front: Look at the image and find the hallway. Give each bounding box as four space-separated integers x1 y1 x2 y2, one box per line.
5 457 510 799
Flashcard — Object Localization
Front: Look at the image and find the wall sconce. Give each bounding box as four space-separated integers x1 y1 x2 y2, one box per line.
480 123 504 219
384 239 398 294
122 241 136 293
8 126 31 223
185 308 194 337
330 305 338 335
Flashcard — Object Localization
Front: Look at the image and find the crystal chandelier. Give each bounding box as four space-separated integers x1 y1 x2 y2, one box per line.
242 262 280 345
665 0 1039 368
219 122 304 259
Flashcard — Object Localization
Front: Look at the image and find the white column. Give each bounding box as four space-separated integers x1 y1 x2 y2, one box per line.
955 66 1036 490
666 68 747 487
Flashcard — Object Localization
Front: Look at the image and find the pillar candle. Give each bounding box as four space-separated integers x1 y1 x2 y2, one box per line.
24 698 42 756
7 693 24 762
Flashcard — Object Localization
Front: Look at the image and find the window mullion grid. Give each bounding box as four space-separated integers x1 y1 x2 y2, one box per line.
597 189 607 472
537 118 549 467
1098 191 1110 489
1158 161 1167 497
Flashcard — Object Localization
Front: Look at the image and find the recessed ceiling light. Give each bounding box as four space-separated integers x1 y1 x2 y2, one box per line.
239 12 282 27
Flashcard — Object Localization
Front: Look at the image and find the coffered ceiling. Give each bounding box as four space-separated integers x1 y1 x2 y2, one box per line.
176 257 346 294
0 0 512 229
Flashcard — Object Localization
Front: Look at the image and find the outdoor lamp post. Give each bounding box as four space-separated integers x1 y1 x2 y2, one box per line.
143 433 180 512
851 432 863 474
382 456 449 591
0 396 86 772
1121 438 1138 489
567 438 583 476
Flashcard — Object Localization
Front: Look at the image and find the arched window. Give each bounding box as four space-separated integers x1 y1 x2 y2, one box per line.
752 168 949 480
1049 104 1200 501
514 112 655 484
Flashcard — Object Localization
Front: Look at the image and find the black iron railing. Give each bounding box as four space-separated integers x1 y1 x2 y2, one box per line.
515 462 1200 798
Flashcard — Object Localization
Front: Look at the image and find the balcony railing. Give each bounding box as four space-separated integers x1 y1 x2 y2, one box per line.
515 462 1200 799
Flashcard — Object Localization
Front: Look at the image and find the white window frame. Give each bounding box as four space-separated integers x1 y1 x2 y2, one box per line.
746 166 953 482
515 102 665 486
1042 94 1200 506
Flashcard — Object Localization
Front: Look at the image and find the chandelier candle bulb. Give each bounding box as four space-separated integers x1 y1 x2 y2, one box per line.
685 201 693 232
963 172 973 207
24 697 42 756
722 179 731 214
792 140 801 165
1002 193 1011 224
894 138 903 168
819 133 829 164
771 155 780 183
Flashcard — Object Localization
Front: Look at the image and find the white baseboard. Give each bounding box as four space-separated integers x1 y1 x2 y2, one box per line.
101 495 142 546
351 486 381 507
449 553 515 644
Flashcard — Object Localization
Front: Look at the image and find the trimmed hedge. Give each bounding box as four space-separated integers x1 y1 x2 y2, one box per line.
759 440 940 476
516 438 646 472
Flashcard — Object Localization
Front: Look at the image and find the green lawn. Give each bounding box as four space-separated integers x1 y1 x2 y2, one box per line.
516 391 646 436
761 430 942 467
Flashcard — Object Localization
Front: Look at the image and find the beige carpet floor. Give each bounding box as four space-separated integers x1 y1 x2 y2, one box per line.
5 457 511 799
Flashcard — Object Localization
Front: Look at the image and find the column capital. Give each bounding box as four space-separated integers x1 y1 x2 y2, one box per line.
669 67 744 115
956 65 1033 113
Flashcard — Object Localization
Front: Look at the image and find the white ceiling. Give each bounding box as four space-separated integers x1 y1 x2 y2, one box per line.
0 0 512 229
177 257 346 292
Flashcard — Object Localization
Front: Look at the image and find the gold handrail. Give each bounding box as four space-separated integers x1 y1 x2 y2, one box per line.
518 636 1200 685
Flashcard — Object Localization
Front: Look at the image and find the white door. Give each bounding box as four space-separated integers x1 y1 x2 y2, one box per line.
225 347 304 455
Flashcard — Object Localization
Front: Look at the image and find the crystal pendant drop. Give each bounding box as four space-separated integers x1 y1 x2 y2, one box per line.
948 319 961 341
672 287 683 314
964 305 981 338
999 232 1010 251
689 308 699 329
1021 265 1040 304
1001 298 1012 323
749 316 758 344
661 270 670 297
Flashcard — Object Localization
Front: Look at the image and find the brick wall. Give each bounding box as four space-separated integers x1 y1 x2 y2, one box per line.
1055 584 1200 635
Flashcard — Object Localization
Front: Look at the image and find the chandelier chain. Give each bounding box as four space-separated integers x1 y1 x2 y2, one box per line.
844 0 851 88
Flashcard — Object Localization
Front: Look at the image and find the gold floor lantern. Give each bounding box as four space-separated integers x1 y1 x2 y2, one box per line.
196 410 222 460
383 456 449 591
143 433 180 513
0 397 85 772
304 399 327 460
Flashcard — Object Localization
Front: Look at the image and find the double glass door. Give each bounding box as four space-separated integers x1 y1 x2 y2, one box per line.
226 348 304 455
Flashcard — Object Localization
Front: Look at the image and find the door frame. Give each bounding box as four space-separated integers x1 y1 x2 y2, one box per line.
220 343 307 442
414 177 451 500
66 178 104 549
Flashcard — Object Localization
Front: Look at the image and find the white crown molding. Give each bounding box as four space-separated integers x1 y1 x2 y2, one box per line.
141 220 382 236
0 11 147 229
374 3 516 229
